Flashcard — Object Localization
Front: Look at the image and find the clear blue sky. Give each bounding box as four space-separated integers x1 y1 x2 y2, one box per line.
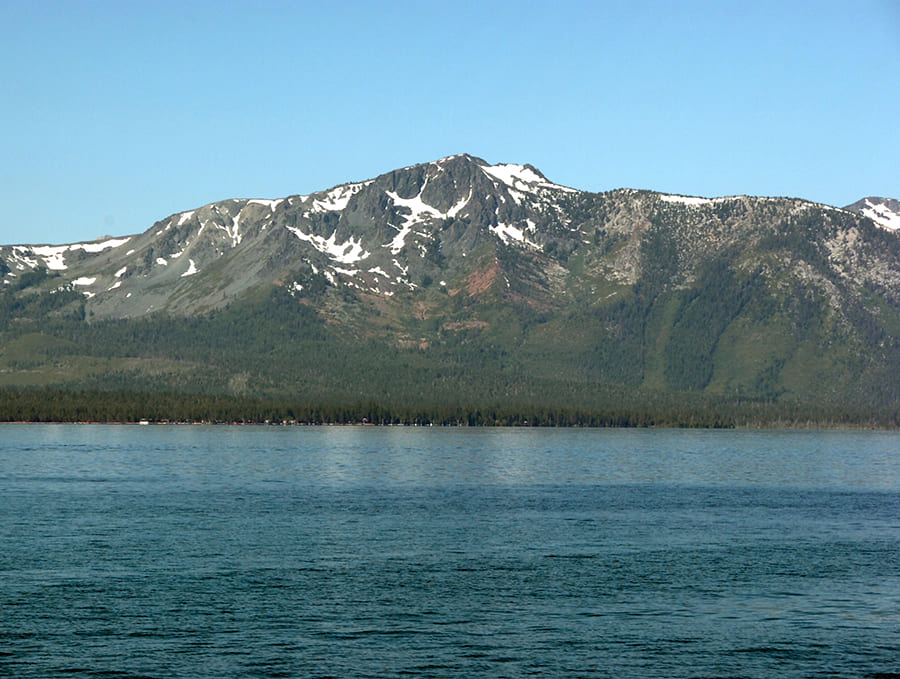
2 0 898 245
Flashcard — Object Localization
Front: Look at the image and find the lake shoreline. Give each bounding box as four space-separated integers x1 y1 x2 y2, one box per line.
2 419 898 430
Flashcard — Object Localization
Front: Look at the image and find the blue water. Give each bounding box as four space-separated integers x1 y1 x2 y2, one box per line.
1 425 898 678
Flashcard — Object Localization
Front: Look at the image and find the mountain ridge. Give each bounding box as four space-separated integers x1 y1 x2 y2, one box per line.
2 154 900 419
2 153 894 320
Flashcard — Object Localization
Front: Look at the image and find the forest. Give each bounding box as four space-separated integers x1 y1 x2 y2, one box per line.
1 387 896 428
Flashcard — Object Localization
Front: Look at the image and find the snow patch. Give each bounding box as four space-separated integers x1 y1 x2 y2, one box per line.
659 194 714 206
386 223 413 254
447 188 472 218
506 188 526 206
285 226 370 264
658 194 750 207
387 188 446 222
247 199 284 212
156 258 168 266
229 209 243 246
209 207 243 247
72 277 96 286
392 258 409 276
312 182 370 212
115 266 127 277
80 237 130 253
480 163 576 194
31 245 69 270
9 247 38 270
177 211 195 226
861 199 900 231
383 181 449 253
28 237 132 271
181 259 198 277
490 222 539 248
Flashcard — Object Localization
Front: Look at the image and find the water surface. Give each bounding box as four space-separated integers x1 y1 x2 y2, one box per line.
2 425 898 677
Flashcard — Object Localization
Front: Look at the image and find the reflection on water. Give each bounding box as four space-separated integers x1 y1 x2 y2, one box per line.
2 425 897 489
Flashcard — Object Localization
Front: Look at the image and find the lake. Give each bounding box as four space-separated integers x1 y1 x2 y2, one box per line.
1 425 898 678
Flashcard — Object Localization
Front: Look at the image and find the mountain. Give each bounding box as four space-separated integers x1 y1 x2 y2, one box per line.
1 154 584 318
2 154 900 424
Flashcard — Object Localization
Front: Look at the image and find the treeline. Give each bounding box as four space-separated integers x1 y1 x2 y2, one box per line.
0 388 897 428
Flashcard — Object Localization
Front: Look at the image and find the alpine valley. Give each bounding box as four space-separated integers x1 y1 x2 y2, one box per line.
2 155 900 425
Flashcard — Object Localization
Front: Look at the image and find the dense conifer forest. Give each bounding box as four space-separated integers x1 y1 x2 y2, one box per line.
1 387 896 428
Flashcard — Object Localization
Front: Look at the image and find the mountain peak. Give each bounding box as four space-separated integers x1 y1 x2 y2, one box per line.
393 154 575 194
